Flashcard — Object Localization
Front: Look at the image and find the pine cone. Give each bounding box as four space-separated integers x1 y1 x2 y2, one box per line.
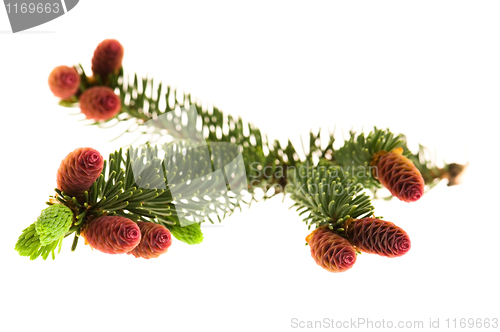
35 204 74 245
91 39 124 79
56 147 104 197
346 217 411 257
48 66 80 99
373 147 425 202
82 216 141 254
79 87 121 121
306 227 357 273
128 221 172 259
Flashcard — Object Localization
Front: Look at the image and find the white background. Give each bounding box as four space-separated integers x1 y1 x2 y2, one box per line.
1 1 499 331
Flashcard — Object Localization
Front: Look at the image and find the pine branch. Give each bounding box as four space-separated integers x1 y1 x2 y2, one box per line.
39 40 465 268
61 67 459 196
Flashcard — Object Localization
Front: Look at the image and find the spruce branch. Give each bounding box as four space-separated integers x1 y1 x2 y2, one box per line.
37 39 465 269
51 35 464 199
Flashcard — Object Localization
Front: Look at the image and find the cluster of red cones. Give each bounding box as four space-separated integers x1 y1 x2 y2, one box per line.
48 39 124 122
307 218 411 273
57 147 172 259
306 146 423 273
82 216 172 259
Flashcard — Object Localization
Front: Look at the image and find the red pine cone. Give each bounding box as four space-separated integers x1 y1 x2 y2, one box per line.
373 147 425 202
91 39 124 79
79 87 121 121
128 221 172 259
48 66 80 99
306 227 356 273
57 147 104 197
82 216 141 254
346 217 411 258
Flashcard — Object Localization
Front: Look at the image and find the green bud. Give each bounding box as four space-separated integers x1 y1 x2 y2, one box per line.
35 204 74 245
15 223 41 257
167 223 203 245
